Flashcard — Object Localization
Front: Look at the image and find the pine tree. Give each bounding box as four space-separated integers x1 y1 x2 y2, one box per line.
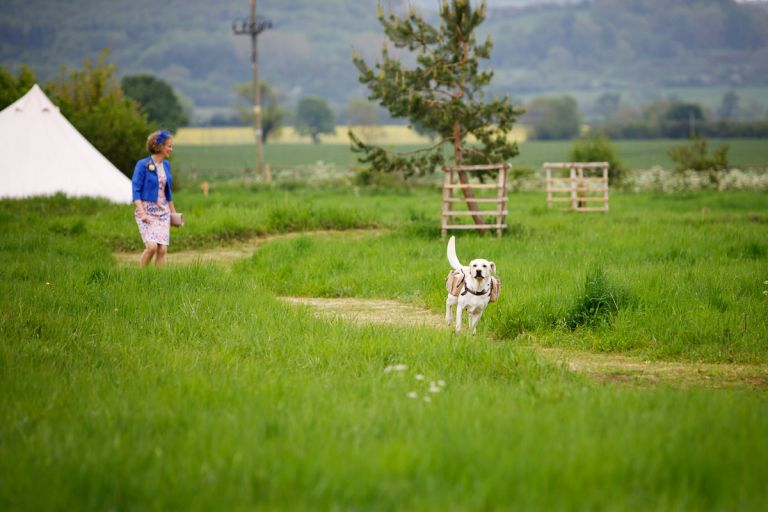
351 0 523 222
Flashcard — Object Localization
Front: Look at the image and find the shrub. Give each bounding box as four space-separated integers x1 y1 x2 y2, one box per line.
569 133 627 184
667 136 730 172
564 268 628 330
0 64 37 109
508 165 536 191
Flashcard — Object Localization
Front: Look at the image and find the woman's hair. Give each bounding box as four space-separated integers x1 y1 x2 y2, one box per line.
146 130 172 154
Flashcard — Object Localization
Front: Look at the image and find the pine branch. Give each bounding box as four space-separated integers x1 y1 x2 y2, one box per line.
352 0 519 189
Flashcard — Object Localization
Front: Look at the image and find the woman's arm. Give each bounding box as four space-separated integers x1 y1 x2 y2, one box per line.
165 161 174 202
134 200 150 223
168 201 177 214
131 160 150 223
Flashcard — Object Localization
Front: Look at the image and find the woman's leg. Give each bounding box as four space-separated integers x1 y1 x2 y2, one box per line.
140 242 158 267
155 244 168 266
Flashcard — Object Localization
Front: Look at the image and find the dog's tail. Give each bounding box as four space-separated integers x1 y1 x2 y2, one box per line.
447 235 463 270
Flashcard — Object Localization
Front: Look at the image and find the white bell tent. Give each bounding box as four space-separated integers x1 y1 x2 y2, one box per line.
0 84 132 203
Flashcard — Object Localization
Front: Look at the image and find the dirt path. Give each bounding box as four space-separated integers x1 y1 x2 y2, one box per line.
280 297 447 329
279 296 768 389
112 229 387 267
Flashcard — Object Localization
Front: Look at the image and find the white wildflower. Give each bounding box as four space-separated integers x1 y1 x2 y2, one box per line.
415 374 425 381
437 380 446 387
423 396 432 403
428 385 441 393
624 167 768 193
407 391 418 399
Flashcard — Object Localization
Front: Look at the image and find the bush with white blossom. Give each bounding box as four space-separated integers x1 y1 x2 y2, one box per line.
620 167 768 193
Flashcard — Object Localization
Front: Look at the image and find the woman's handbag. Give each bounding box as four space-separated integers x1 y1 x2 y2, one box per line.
170 212 184 227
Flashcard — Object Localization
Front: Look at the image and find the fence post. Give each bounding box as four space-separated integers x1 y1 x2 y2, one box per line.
496 165 507 238
570 166 578 210
441 167 453 239
546 165 552 208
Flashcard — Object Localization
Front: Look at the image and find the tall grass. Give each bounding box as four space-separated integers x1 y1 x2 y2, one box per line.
1 187 768 509
66 187 390 252
235 189 768 363
563 267 631 330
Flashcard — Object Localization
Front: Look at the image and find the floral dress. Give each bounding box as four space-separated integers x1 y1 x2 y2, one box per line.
135 163 170 246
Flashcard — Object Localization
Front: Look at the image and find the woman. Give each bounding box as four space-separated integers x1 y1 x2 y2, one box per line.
131 130 179 266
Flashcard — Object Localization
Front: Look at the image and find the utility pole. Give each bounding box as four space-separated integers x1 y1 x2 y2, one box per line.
233 0 272 179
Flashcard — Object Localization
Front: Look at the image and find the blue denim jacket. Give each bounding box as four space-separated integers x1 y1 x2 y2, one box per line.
131 156 173 202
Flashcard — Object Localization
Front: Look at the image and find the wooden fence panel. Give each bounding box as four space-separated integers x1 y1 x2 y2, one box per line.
441 164 510 238
544 162 609 212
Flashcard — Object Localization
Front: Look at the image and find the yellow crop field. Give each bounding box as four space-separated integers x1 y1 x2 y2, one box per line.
174 125 530 145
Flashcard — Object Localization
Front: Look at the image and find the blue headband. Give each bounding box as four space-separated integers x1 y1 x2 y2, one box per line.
156 130 171 145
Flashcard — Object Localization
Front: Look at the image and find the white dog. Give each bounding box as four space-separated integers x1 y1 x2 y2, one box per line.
444 236 499 335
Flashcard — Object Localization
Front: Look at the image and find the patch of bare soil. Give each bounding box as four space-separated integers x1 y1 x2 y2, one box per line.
534 348 768 389
280 297 446 329
112 229 387 268
280 296 768 389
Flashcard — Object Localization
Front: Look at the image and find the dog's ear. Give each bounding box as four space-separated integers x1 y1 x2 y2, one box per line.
489 261 496 274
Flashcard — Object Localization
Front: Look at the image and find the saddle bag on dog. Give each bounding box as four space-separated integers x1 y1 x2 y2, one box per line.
489 276 501 303
446 270 501 302
445 269 465 297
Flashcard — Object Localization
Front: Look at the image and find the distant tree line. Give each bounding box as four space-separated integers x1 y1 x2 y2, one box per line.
198 85 768 142
2 0 767 111
7 48 761 154
597 93 768 139
522 91 768 140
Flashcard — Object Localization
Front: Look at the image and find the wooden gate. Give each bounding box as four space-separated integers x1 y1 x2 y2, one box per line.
441 163 510 238
545 162 609 212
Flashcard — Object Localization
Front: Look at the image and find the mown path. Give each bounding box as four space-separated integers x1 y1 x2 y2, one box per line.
112 229 384 267
114 232 768 389
279 296 768 389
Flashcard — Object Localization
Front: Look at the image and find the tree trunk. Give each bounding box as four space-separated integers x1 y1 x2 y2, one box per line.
453 120 484 226
453 37 484 228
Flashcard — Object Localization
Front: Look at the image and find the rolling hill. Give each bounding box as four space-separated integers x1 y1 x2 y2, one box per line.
2 0 767 120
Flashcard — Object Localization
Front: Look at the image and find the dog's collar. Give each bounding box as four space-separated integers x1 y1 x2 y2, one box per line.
461 282 490 297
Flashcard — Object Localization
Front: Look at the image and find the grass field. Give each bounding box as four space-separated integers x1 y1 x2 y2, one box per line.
1 184 767 509
172 138 768 175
